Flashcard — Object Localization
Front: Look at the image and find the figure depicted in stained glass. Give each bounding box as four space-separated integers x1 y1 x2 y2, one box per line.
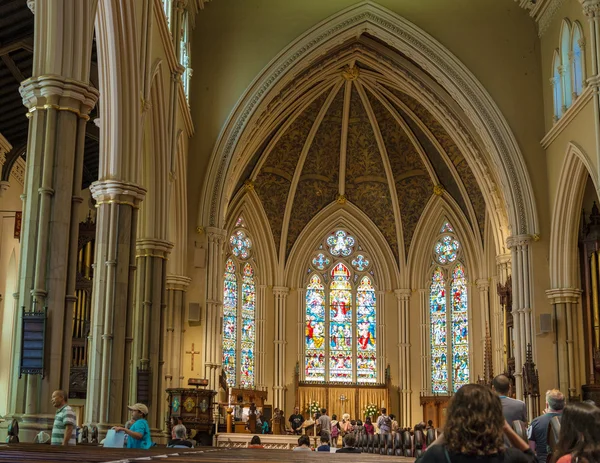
223 259 238 387
327 230 355 257
430 267 448 393
451 263 469 391
329 263 353 382
305 275 326 381
356 275 376 384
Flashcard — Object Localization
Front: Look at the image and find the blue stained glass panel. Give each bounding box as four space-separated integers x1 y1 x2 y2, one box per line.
240 263 255 387
430 267 448 393
327 230 355 257
451 264 469 391
230 230 252 259
329 263 353 382
434 235 460 265
356 276 376 384
305 275 325 381
222 259 237 387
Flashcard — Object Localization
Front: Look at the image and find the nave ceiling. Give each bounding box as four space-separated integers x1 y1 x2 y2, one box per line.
232 38 488 267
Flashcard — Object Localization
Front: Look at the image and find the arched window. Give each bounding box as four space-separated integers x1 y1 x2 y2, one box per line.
429 221 470 393
222 228 256 388
180 10 191 103
560 20 572 109
304 230 377 384
552 50 563 121
161 0 172 30
572 22 585 97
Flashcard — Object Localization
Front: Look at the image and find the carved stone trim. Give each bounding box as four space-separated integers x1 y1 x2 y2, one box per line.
545 287 582 304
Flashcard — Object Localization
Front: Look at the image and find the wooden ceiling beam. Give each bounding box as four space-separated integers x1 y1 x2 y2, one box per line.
1 54 25 83
0 38 33 56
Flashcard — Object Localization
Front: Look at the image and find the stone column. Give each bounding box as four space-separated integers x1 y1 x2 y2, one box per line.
86 181 145 432
256 284 267 390
494 254 511 372
9 1 98 439
273 286 289 410
506 235 533 401
546 289 582 399
203 227 226 390
377 290 386 385
582 0 600 179
0 134 12 196
395 289 411 427
476 279 491 371
418 288 428 396
165 275 191 391
130 239 173 432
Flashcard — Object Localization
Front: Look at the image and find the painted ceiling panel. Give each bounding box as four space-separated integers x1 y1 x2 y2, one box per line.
254 92 329 251
367 89 433 258
345 86 398 262
286 87 344 258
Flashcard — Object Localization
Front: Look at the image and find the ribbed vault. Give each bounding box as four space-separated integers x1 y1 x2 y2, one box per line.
237 40 486 266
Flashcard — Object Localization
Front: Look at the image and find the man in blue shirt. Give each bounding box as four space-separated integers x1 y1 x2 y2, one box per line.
113 403 153 449
528 389 564 463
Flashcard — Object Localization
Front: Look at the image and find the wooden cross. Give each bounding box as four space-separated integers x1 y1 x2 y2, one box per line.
186 343 200 371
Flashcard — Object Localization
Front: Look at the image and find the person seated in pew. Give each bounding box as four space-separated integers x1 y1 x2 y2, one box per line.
317 433 331 452
112 403 153 449
248 435 264 449
364 417 375 435
167 424 193 448
293 434 313 451
336 433 362 453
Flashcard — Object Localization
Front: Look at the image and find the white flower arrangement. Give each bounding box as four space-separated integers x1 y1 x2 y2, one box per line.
307 401 320 416
364 403 379 418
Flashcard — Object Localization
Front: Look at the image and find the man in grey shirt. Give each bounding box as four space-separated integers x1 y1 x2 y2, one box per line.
317 408 331 439
492 374 527 424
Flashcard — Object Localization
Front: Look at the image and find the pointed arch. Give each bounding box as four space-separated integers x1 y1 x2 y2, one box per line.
408 193 482 290
285 201 399 290
199 1 538 240
549 142 598 289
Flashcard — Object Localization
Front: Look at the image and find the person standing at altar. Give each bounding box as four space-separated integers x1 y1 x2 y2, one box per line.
289 407 304 435
318 408 332 440
377 408 392 436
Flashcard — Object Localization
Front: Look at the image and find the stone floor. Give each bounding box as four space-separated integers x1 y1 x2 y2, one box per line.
0 443 417 462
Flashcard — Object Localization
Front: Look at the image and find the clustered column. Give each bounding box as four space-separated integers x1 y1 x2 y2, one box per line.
164 275 191 391
203 227 226 390
582 1 600 179
507 235 533 403
273 286 289 410
10 0 98 434
395 289 411 427
494 254 511 373
418 289 428 398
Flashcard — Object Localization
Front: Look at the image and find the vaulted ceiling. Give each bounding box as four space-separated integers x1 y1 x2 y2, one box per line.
236 40 486 266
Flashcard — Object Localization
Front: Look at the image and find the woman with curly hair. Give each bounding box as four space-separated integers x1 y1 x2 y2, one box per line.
417 384 535 462
551 402 600 463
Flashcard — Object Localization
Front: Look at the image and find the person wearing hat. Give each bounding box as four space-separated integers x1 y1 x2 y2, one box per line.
113 403 152 449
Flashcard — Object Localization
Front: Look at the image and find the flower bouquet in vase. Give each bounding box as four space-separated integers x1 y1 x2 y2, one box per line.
364 403 379 419
306 401 320 417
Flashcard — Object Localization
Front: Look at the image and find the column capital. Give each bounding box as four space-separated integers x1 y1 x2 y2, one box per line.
394 288 411 301
206 227 227 242
545 288 583 304
27 0 35 13
0 133 12 165
20 75 99 117
136 238 174 259
90 179 146 207
273 286 290 298
582 0 600 17
506 234 533 249
476 278 490 291
166 274 192 291
495 253 511 266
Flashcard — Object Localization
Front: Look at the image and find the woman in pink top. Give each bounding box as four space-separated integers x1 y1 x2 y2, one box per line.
364 417 374 435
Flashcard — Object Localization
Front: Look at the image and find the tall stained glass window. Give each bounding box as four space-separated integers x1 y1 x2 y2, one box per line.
304 230 377 383
222 227 257 388
429 222 470 393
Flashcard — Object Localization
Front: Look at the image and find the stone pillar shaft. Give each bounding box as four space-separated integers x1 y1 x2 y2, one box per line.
582 1 600 181
10 0 99 425
273 286 289 410
395 289 411 428
418 289 427 398
165 275 191 391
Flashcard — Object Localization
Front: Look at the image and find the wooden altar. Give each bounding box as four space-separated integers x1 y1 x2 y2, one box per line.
166 387 217 438
420 395 451 428
224 387 269 434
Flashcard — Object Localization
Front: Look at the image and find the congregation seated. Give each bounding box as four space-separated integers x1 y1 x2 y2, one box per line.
416 384 536 462
293 434 313 451
167 424 193 448
337 433 362 453
317 433 330 452
247 435 264 449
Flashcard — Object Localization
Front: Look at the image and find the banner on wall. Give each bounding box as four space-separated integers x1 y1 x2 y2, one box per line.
14 211 21 240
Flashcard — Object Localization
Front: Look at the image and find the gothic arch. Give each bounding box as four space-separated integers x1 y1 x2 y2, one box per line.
225 189 278 286
549 142 597 289
199 1 538 245
285 202 399 291
408 193 483 290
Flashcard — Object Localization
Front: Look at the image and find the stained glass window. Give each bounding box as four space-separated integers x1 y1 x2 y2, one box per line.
230 230 252 259
351 255 370 271
312 253 331 270
222 259 237 387
240 263 255 388
305 275 326 382
180 11 191 103
356 276 376 383
304 230 377 383
451 264 469 391
434 235 460 265
430 267 448 393
327 230 355 257
330 263 353 382
440 222 454 233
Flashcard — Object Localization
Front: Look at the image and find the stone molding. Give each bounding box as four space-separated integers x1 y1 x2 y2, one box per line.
11 157 26 187
582 0 600 17
395 288 411 301
273 286 289 298
20 75 99 115
476 278 490 290
90 179 147 205
0 133 12 165
136 238 174 259
166 274 192 291
506 234 533 249
545 288 582 304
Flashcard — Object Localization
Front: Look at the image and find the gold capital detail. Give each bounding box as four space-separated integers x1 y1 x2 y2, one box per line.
336 194 347 204
342 65 359 81
433 184 444 196
196 226 204 235
244 180 255 191
533 233 540 242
